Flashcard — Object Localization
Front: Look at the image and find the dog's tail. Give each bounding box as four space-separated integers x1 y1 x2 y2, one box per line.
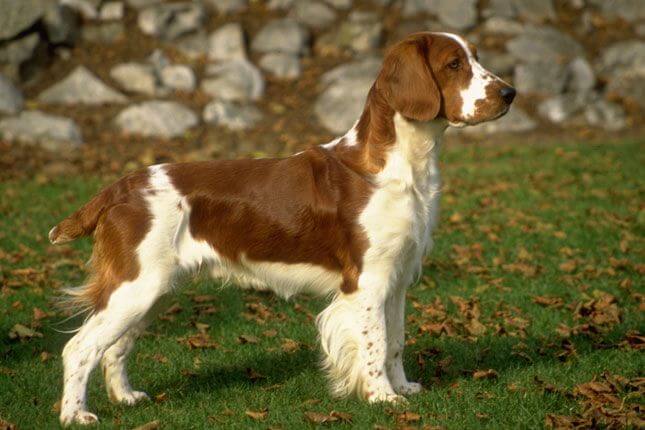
48 170 148 245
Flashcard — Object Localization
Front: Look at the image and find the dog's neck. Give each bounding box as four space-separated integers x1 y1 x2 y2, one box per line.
324 87 446 193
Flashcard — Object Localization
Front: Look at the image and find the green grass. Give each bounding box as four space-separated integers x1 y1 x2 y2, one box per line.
1 139 643 429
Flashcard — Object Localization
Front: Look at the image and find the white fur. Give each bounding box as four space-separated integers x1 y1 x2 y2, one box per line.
317 114 444 402
437 32 501 123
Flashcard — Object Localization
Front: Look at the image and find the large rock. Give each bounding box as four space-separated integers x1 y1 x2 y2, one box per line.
39 66 127 104
325 0 352 8
584 100 627 131
315 57 381 134
0 33 41 66
138 3 205 41
402 0 438 17
566 57 595 94
208 23 246 61
479 50 515 76
484 0 555 22
115 101 198 138
160 64 196 92
596 40 645 78
514 62 568 95
251 19 309 55
435 0 477 30
589 0 645 23
82 22 124 43
481 17 524 35
317 11 382 54
461 106 537 136
0 75 23 114
201 59 264 102
61 0 101 19
203 100 263 131
506 26 584 64
537 93 589 124
0 0 47 40
110 62 159 95
175 32 209 59
0 111 82 149
514 0 555 22
43 3 79 44
259 53 301 79
606 69 645 110
207 0 248 14
290 1 336 29
99 2 125 20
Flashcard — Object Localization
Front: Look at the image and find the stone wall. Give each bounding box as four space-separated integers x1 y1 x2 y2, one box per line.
0 0 643 150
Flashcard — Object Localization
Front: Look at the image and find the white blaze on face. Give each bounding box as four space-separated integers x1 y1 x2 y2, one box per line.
436 32 499 121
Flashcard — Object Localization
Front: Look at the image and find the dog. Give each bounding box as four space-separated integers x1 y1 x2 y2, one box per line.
49 32 515 426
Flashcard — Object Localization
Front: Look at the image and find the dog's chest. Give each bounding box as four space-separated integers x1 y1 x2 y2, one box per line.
358 119 443 282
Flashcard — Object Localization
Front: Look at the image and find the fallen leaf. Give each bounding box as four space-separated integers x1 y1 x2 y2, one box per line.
304 411 338 424
473 369 498 380
132 420 160 430
245 409 268 421
396 411 421 423
330 411 352 423
238 334 260 344
281 338 300 353
532 296 564 308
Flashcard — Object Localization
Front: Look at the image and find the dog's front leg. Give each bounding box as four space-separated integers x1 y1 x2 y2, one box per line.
318 273 405 403
355 285 405 403
385 283 422 395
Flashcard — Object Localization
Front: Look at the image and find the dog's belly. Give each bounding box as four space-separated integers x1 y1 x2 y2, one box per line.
174 217 342 298
216 258 343 299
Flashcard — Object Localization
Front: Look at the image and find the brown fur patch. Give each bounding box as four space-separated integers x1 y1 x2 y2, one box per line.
167 147 372 294
55 170 152 311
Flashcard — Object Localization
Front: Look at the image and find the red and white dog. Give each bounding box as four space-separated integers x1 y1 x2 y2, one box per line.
50 32 515 426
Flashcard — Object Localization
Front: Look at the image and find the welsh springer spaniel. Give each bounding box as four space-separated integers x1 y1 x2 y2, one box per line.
50 32 515 426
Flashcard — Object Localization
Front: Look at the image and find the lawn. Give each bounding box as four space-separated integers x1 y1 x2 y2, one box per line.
0 139 643 429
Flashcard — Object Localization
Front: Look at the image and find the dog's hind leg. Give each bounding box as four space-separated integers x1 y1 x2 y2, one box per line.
59 200 177 426
60 271 172 426
101 295 168 405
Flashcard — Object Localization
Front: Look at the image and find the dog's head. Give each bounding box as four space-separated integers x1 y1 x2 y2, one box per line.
376 32 515 127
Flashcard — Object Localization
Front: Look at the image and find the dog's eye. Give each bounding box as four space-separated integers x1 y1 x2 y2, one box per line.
448 59 461 70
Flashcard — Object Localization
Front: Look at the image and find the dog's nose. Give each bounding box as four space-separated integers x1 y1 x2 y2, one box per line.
500 87 516 105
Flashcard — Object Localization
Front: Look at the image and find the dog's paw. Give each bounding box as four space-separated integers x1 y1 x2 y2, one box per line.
114 390 149 405
367 391 408 404
60 410 98 427
394 381 423 395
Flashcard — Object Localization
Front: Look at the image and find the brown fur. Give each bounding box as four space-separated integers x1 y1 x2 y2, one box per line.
53 170 152 312
167 147 372 294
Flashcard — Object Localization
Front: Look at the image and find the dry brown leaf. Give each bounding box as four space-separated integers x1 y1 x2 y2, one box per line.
396 411 421 423
237 334 260 344
245 409 268 421
132 420 160 430
281 338 300 353
532 296 564 308
473 369 498 380
304 411 338 424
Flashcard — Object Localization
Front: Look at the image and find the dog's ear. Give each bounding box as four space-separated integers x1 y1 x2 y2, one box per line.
376 36 441 121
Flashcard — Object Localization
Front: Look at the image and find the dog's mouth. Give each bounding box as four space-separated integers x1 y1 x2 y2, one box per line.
451 105 511 128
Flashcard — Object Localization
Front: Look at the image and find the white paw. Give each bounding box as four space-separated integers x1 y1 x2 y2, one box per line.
113 390 149 405
394 381 423 395
60 410 99 426
367 391 408 404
